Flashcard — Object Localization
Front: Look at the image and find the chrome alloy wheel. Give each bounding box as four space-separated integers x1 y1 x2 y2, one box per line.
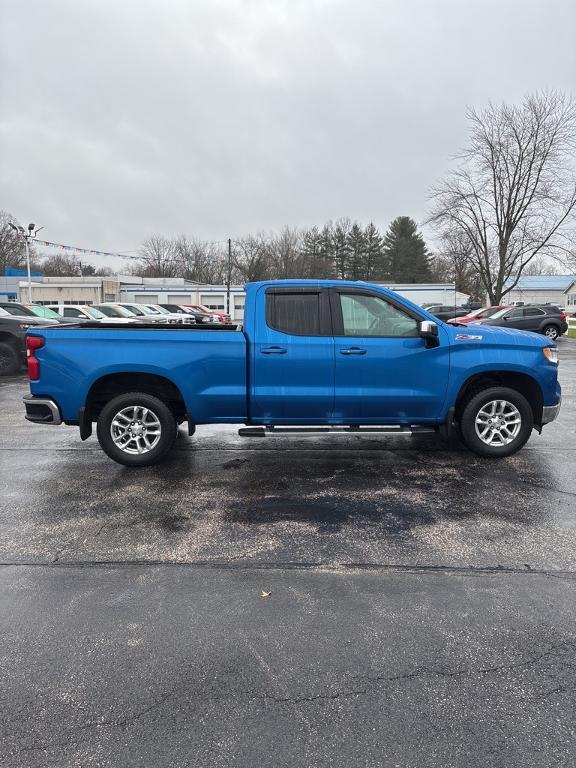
110 405 162 454
544 326 559 339
474 400 521 446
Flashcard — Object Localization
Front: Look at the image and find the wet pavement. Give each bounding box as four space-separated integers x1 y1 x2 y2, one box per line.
1 338 575 767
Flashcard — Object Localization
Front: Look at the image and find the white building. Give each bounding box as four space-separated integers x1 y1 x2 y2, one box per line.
19 276 468 321
502 275 576 308
378 283 469 306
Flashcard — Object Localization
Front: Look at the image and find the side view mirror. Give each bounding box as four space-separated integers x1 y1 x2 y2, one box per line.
420 320 439 338
419 320 439 347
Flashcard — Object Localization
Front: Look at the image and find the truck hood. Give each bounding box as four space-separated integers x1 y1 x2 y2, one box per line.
444 321 552 348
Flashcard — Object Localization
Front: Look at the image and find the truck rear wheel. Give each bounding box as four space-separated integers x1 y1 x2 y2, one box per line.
459 386 533 458
96 392 177 466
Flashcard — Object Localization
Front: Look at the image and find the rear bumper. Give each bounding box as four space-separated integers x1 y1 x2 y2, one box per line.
541 398 561 425
23 395 62 425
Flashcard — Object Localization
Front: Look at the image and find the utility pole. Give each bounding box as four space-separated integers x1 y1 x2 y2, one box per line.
227 238 232 317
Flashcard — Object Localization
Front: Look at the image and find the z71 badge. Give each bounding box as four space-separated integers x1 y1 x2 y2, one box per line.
455 333 482 341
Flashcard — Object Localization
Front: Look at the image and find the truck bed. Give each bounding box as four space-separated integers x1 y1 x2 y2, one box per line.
28 324 248 424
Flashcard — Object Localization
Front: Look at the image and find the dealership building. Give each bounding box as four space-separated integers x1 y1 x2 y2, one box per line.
15 275 468 321
501 275 576 309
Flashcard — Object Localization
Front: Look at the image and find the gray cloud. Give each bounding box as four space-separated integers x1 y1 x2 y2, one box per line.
1 0 575 269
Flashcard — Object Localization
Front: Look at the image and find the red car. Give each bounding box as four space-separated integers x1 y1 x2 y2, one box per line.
448 306 511 324
184 304 231 324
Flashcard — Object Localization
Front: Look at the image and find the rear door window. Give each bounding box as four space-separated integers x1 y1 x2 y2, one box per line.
266 292 322 335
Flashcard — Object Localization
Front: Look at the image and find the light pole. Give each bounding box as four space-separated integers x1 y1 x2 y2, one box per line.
8 222 44 303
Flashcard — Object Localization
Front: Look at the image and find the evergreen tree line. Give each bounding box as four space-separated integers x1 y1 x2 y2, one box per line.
135 216 436 287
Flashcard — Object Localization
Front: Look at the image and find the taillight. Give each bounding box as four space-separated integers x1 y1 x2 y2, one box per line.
560 312 566 321
26 335 45 381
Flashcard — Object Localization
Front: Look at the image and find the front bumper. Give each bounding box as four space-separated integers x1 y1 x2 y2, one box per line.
541 398 561 425
23 395 62 425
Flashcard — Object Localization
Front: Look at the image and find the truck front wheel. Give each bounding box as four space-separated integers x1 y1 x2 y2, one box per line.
96 392 178 466
459 386 534 458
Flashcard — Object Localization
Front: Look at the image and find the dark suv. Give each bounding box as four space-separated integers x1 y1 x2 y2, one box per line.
422 304 467 322
475 304 568 340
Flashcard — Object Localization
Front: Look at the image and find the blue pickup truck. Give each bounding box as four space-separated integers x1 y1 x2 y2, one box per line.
23 280 561 466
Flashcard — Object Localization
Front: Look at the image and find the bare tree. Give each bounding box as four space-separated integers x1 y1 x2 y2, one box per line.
232 234 272 282
428 92 576 303
267 226 304 278
40 253 82 276
173 236 227 284
430 229 485 299
135 234 179 277
0 210 27 273
520 256 560 276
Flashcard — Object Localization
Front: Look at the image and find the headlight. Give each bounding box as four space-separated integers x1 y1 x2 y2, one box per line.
543 347 558 364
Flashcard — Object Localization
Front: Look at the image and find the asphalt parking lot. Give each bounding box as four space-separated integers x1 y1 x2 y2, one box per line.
1 338 575 767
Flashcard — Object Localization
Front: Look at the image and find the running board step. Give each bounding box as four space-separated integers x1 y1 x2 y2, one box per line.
238 426 436 437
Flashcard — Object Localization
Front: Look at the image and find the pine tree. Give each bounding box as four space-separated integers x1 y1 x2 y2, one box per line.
301 226 334 278
332 219 351 279
381 216 432 282
363 222 384 280
347 223 368 280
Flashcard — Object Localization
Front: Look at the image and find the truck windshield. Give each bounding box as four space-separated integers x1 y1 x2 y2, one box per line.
96 305 127 317
27 305 61 319
489 307 513 319
0 304 35 316
84 307 106 319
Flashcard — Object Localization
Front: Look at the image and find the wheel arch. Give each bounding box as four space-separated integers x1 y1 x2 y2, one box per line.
85 372 188 424
454 371 544 425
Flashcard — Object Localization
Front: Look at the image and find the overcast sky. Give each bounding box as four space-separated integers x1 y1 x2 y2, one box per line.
1 0 575 269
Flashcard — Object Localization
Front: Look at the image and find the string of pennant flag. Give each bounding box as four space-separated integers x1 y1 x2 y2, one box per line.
31 237 232 260
32 238 139 260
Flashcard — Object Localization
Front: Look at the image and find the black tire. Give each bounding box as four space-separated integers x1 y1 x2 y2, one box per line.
459 386 534 458
96 391 178 467
542 324 559 340
0 342 20 376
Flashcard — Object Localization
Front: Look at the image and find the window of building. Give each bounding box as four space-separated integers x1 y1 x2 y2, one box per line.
200 294 225 311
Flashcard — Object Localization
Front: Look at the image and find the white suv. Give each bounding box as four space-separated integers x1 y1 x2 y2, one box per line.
47 305 138 324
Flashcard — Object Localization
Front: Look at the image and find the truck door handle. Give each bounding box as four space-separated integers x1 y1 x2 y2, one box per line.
340 347 366 355
261 346 287 354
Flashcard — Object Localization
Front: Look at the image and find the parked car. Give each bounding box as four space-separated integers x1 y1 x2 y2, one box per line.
157 304 216 324
448 306 511 325
185 304 231 324
112 303 169 324
23 279 561 465
0 309 58 375
47 304 137 324
0 302 90 325
475 305 568 340
421 304 468 322
143 304 196 325
93 304 148 322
